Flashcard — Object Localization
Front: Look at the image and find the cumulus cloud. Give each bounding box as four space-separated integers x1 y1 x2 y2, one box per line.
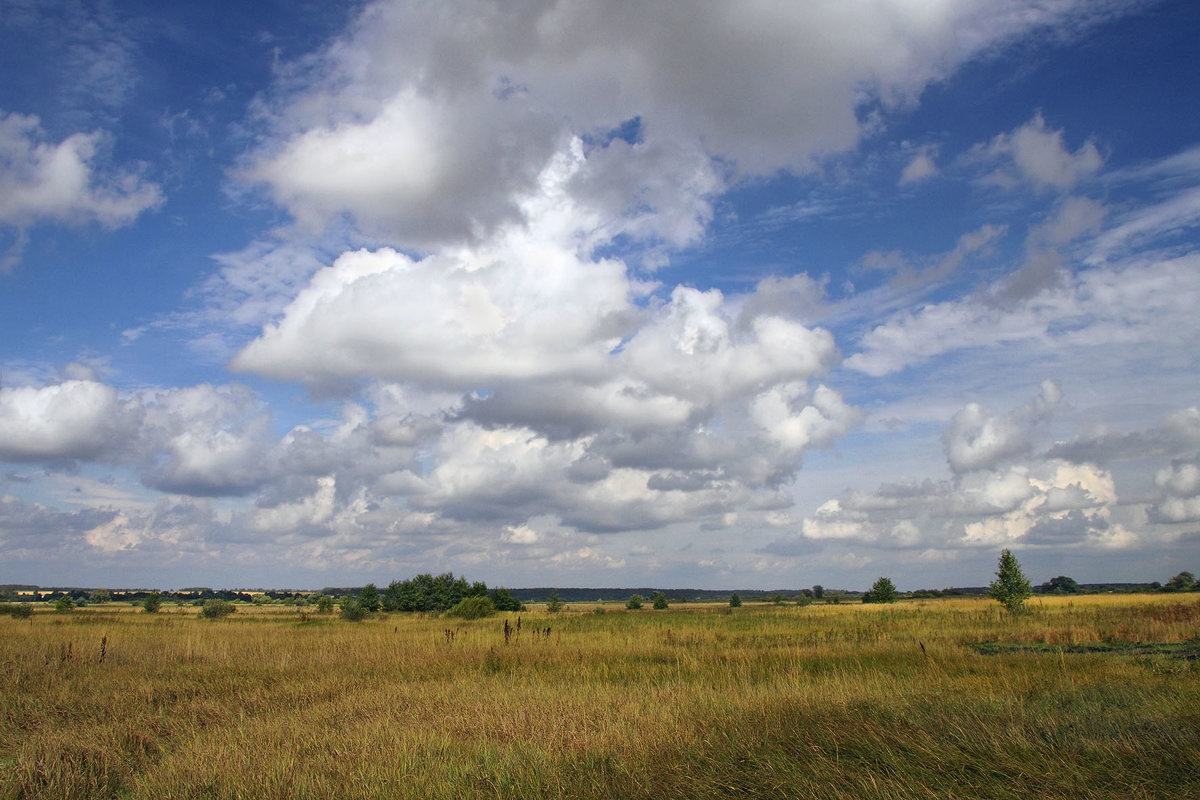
941 380 1064 473
0 111 162 269
974 112 1103 192
0 380 131 461
245 0 1118 247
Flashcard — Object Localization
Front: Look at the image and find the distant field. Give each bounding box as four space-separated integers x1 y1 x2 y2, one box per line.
3 595 1198 799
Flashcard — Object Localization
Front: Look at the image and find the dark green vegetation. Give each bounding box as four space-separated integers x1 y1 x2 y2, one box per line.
862 576 898 604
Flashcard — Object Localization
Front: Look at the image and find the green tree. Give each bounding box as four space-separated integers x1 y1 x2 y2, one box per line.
359 583 381 612
862 577 897 604
489 587 525 612
1163 571 1195 592
989 549 1032 614
729 592 742 608
89 589 111 605
1038 575 1080 594
142 591 163 613
53 596 75 612
651 591 668 610
626 594 644 610
315 594 334 613
546 590 564 613
812 585 824 600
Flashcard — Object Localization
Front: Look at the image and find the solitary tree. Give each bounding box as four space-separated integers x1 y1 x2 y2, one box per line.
626 594 644 610
989 549 1032 614
651 591 669 610
546 589 564 613
862 577 897 604
729 592 742 608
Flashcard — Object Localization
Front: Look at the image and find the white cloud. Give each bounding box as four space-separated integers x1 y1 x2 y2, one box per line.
941 381 1063 474
0 111 162 268
245 0 1118 246
975 112 1103 192
900 150 938 185
0 380 129 461
847 243 1200 378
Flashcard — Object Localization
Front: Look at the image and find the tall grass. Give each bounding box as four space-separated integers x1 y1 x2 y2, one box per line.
2 595 1197 799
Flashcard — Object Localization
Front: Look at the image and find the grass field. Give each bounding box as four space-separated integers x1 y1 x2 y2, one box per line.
2 594 1198 799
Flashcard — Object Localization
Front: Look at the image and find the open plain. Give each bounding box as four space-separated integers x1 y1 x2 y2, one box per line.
2 594 1198 799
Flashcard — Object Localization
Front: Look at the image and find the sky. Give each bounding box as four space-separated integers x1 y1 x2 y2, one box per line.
1 0 1199 591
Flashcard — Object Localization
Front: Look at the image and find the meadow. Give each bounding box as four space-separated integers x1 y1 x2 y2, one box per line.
2 594 1198 799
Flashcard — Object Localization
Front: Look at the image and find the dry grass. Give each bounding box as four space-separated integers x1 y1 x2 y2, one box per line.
2 595 1198 799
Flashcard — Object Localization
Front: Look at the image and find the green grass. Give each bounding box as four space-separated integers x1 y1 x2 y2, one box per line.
2 596 1198 799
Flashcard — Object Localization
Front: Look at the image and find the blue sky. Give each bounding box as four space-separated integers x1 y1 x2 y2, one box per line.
2 0 1199 591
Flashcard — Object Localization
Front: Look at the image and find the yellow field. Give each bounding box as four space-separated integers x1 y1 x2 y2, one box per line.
2 595 1198 799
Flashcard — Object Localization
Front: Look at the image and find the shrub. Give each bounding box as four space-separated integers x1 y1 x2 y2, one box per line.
862 577 898 604
200 599 236 619
340 599 367 622
315 595 334 613
446 595 496 620
651 591 669 610
53 596 76 612
0 603 33 619
546 590 564 613
729 593 742 608
626 594 644 610
142 591 163 614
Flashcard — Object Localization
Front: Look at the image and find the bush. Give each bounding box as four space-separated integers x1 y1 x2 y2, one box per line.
53 596 76 612
315 595 334 613
446 595 496 620
546 590 564 613
862 577 898 604
340 599 367 622
200 599 236 619
729 593 742 608
651 591 669 610
0 603 33 619
142 591 163 614
626 594 644 610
